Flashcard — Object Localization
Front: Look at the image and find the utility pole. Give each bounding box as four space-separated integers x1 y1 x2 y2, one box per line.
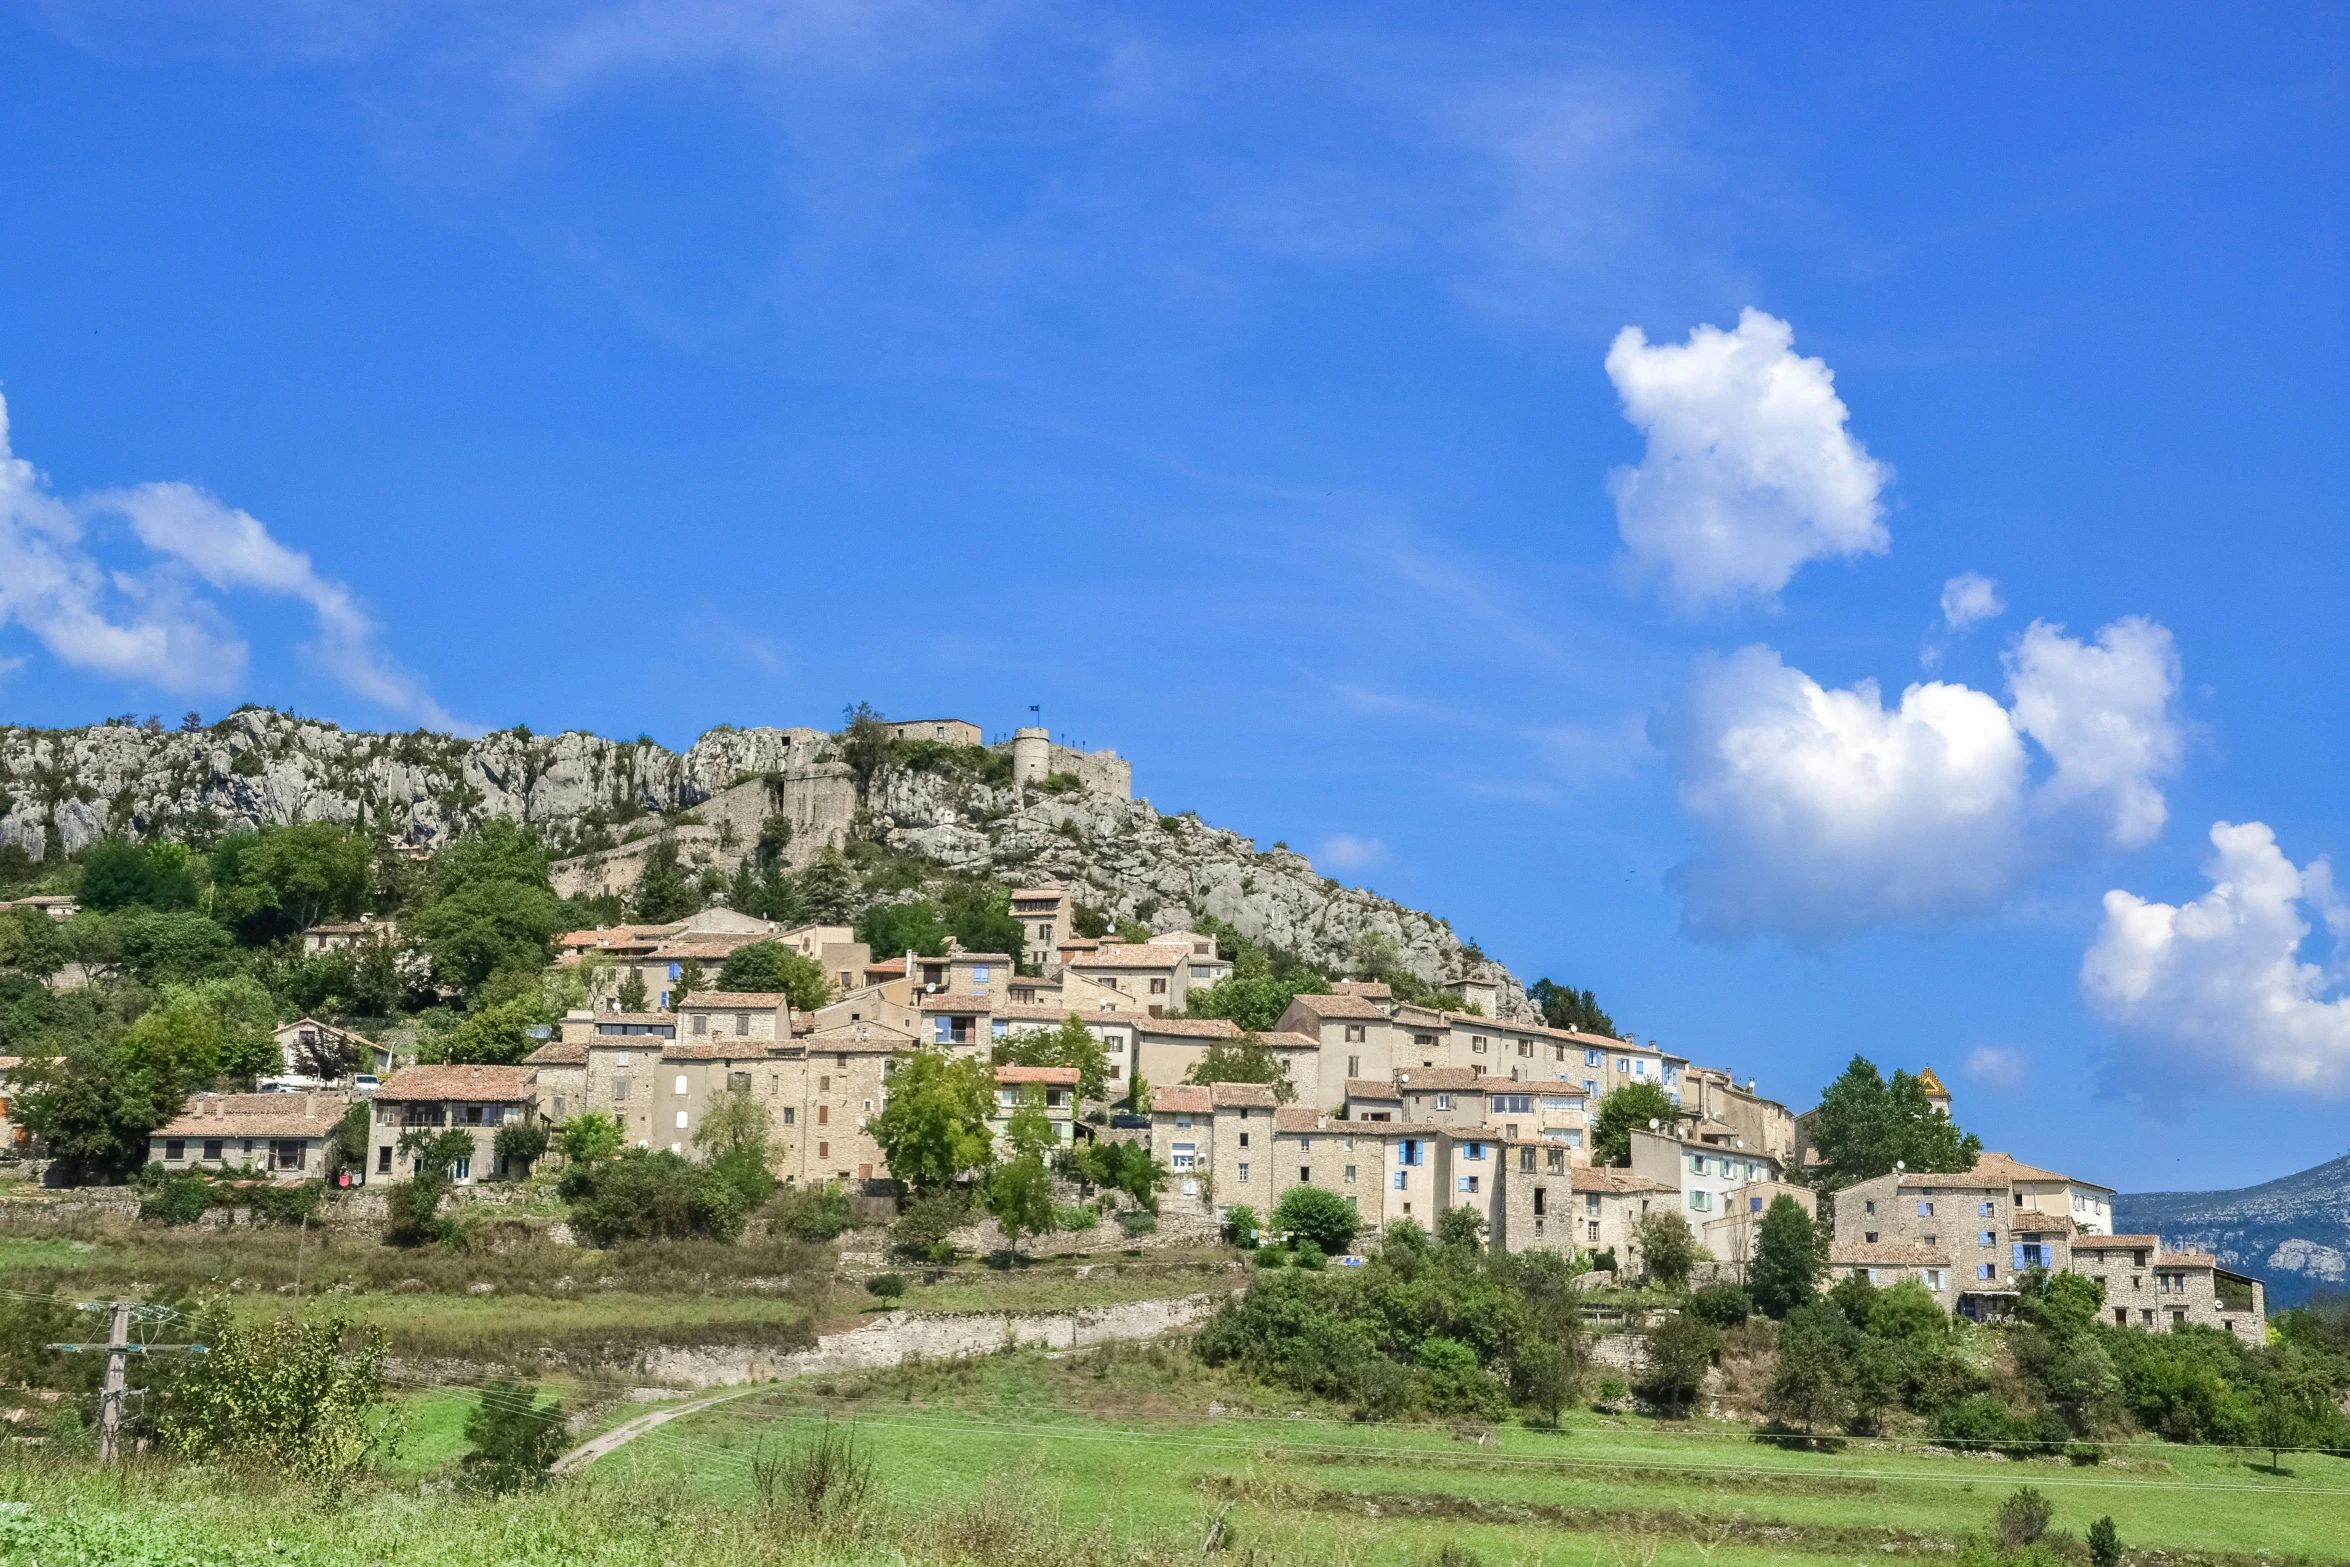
97 1299 128 1464
47 1300 209 1464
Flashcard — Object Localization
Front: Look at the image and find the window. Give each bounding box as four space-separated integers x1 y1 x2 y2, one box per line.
1435 1094 1452 1111
1864 1230 1879 1243
818 1105 829 1125
1918 1201 1934 1217
1457 1175 1479 1194
1191 966 1212 979
1923 1234 1938 1247
1398 1138 1424 1166
613 1078 631 1100
1519 1146 1536 1172
934 1018 951 1044
1978 1263 1995 1281
729 1071 751 1093
1585 1048 1602 1066
1583 1078 1599 1096
1865 1200 1876 1216
1299 1166 1311 1183
1518 1040 1532 1058
1344 1024 1366 1043
1462 1141 1486 1161
991 1020 1008 1040
1472 1036 1488 1054
377 1145 392 1173
1297 1135 1311 1151
1584 1193 1601 1216
674 1074 689 1096
1393 1170 1408 1189
203 1138 222 1161
973 965 990 982
1343 1165 1356 1182
819 1141 828 1159
1238 1162 1250 1182
1347 1055 1360 1077
165 1139 185 1160
1979 1200 1995 1216
734 1013 749 1037
1494 1094 1533 1114
1978 1231 1994 1248
668 963 681 980
1149 977 1167 995
1924 1270 1944 1291
693 1013 709 1036
1171 1143 1196 1170
1616 1057 1630 1072
1238 1131 1250 1148
675 1111 689 1130
1691 1193 1712 1212
614 1052 631 1067
782 1107 795 1125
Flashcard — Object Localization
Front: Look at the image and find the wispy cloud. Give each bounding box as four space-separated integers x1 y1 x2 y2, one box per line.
0 386 459 727
1320 833 1386 870
1964 1045 2027 1089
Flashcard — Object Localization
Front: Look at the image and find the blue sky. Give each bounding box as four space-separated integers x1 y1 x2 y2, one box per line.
2 3 2345 1193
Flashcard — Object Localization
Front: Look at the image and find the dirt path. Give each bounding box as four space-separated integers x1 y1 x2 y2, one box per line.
555 1290 1226 1473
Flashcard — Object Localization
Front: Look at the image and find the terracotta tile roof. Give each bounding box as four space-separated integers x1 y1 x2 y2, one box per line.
995 1004 1078 1024
590 1013 677 1030
865 957 907 976
1258 1031 1320 1050
1150 1085 1211 1114
560 924 679 949
2075 1234 2161 1251
1829 1242 1954 1267
523 1041 589 1065
1330 980 1393 1000
919 993 992 1012
951 951 1015 963
1133 1017 1241 1039
2157 1251 2218 1269
806 1037 908 1055
1570 1167 1676 1195
995 1065 1080 1086
677 991 789 1009
2008 1213 2081 1234
806 1022 918 1043
1284 991 1386 1021
648 937 765 960
661 1041 791 1062
1394 1068 1488 1091
1008 888 1068 901
1273 1107 1331 1133
1966 1151 2098 1188
1209 1082 1279 1109
1070 944 1190 969
1344 1078 1403 1100
378 1064 534 1102
156 1111 336 1139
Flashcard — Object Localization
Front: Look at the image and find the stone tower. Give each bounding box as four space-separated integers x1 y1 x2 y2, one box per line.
1011 727 1052 788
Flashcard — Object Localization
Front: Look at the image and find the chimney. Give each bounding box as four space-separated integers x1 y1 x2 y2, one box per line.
304 1091 316 1120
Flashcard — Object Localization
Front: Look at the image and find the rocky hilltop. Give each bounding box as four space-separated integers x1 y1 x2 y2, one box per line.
0 711 1529 1019
2116 1154 2350 1308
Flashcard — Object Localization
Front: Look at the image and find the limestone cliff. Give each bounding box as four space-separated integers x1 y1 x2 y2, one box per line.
0 710 1530 1019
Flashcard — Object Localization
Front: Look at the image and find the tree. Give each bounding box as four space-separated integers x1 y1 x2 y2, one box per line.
79 839 195 912
0 906 67 983
986 1151 1054 1258
459 1379 567 1494
1528 979 1615 1038
325 1102 372 1181
674 958 705 1004
944 883 1025 971
616 967 649 1012
405 821 568 997
389 1128 477 1245
840 702 896 802
632 838 697 922
1070 1138 1167 1213
560 1147 748 1245
2247 1347 2332 1473
1590 1080 1678 1166
1995 1487 2054 1549
442 998 542 1065
557 1111 625 1165
857 899 951 960
212 823 372 942
2088 1516 2122 1567
694 1088 773 1159
493 1121 550 1177
994 1014 1109 1102
1804 1056 1983 1192
1182 1034 1295 1102
798 844 858 925
716 941 832 1010
1765 1303 1856 1434
1749 1195 1823 1318
1639 1310 1718 1417
1272 1185 1360 1257
159 1312 392 1490
1631 1210 1701 1291
866 1050 995 1194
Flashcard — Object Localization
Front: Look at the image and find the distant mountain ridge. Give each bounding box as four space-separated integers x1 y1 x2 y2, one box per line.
2115 1153 2350 1308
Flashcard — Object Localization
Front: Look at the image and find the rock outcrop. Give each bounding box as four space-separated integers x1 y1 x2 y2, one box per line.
2117 1153 2350 1309
0 711 1530 1018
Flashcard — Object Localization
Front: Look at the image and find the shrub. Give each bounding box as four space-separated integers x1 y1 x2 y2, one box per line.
493 1121 550 1177
1222 1204 1261 1248
1930 1395 2071 1457
1272 1185 1361 1257
159 1312 392 1490
2087 1516 2122 1567
866 1273 907 1301
1053 1201 1099 1232
774 1180 854 1242
458 1379 566 1494
1688 1281 1753 1327
562 1148 748 1246
892 1186 971 1262
141 1173 216 1226
1118 1210 1157 1237
1995 1486 2055 1548
752 1421 874 1527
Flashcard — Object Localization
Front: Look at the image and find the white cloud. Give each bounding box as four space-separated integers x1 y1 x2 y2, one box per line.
0 388 455 725
1320 834 1387 870
1606 308 1891 609
1653 615 2183 944
2084 821 2350 1095
1963 1045 2027 1089
1940 572 2004 632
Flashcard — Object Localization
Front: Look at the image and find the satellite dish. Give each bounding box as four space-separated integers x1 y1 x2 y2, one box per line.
1895 1159 1906 1171
1648 1118 1660 1130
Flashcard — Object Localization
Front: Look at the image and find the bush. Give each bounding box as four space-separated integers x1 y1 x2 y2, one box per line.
866 1273 907 1301
141 1173 217 1226
1995 1486 2054 1548
752 1421 874 1526
1930 1395 2070 1457
159 1312 392 1490
493 1121 550 1177
2088 1516 2122 1567
1053 1201 1100 1232
1688 1281 1753 1327
1222 1204 1261 1248
1272 1185 1361 1257
1118 1210 1157 1238
562 1148 748 1246
458 1379 566 1494
773 1180 855 1242
892 1187 972 1262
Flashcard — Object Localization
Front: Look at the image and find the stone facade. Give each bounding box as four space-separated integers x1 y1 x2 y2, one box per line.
2071 1236 2268 1337
371 1064 537 1185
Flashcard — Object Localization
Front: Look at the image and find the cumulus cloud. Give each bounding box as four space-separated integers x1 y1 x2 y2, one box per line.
1320 834 1387 870
1964 1045 2027 1089
1653 615 2183 944
1940 572 2004 632
0 389 455 725
2084 821 2350 1095
1606 308 1891 609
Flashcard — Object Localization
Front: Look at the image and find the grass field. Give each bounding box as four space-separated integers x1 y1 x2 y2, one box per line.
2 1340 2342 1567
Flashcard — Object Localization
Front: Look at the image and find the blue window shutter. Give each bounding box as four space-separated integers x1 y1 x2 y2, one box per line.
2012 1243 2025 1270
